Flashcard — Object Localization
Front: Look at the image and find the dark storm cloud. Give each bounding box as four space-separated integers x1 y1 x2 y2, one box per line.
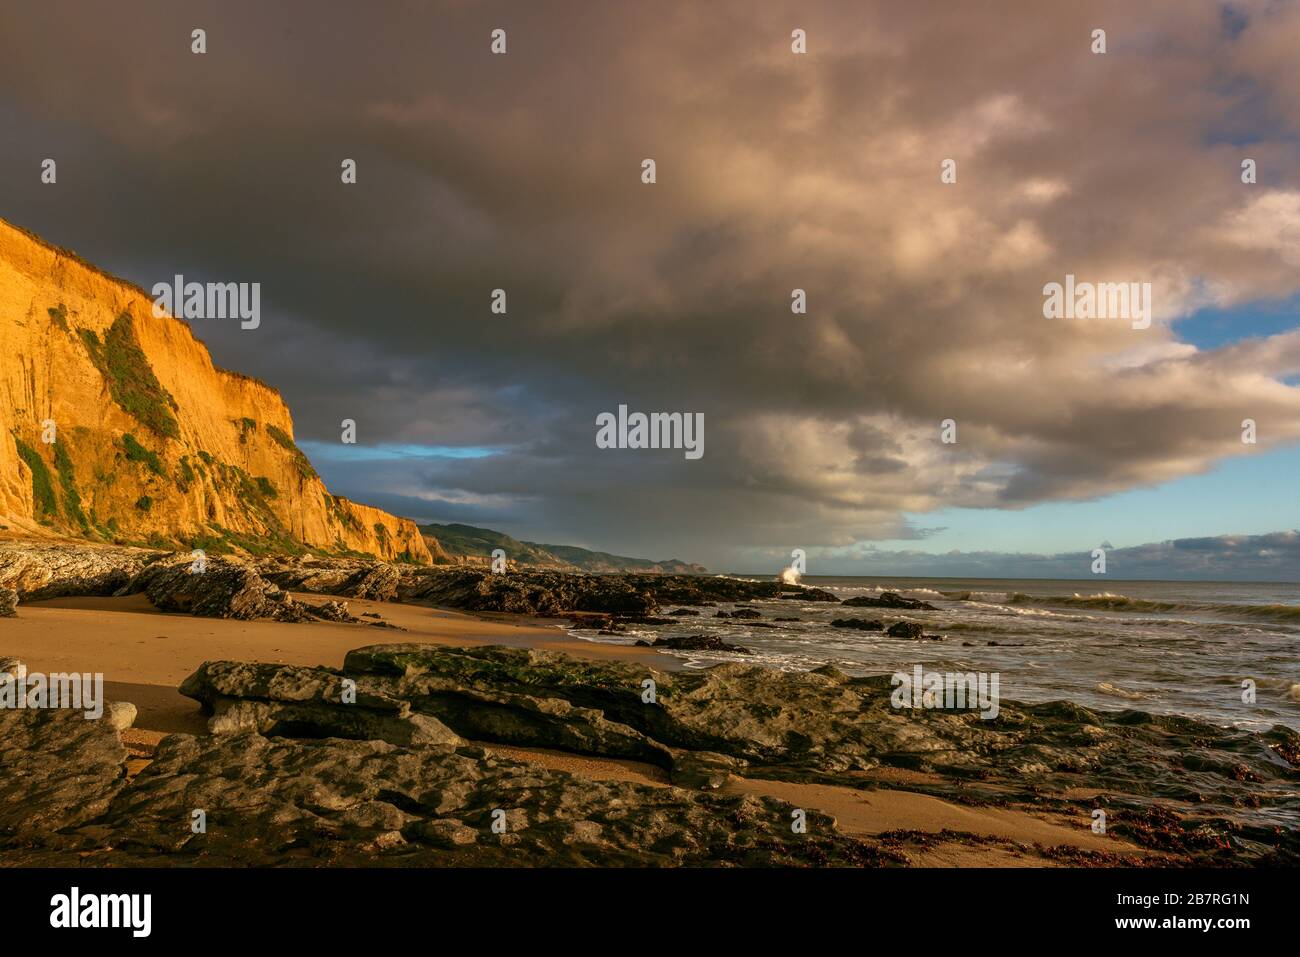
3 1 1300 569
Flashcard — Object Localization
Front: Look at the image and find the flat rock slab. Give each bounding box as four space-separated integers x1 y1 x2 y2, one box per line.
0 707 128 841
0 688 894 867
95 731 895 866
336 644 1300 860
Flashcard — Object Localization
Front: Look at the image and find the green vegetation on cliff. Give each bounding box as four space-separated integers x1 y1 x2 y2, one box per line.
13 436 58 521
266 424 317 479
325 493 362 532
80 312 181 439
175 455 196 492
53 440 89 531
122 433 166 476
47 303 70 333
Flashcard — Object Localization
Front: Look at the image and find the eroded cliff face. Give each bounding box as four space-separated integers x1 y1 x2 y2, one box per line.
0 218 431 564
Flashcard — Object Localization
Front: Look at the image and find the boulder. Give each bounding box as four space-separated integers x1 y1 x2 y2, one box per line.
0 707 129 840
337 563 403 601
647 634 753 654
831 618 883 631
311 599 360 623
179 660 462 746
668 750 745 790
105 701 138 732
262 561 404 603
843 592 937 611
777 587 841 602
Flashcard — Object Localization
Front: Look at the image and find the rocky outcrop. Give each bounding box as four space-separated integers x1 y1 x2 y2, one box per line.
842 592 937 610
399 567 660 615
90 732 889 866
163 642 1300 864
257 557 404 601
134 556 311 621
328 644 894 774
0 588 16 617
5 642 1300 865
831 617 883 631
0 540 153 599
393 568 838 615
0 542 391 627
0 216 429 563
777 588 841 602
325 643 1300 853
0 543 844 624
335 563 404 601
639 634 753 654
179 660 462 745
1 651 893 867
0 696 128 839
129 554 368 623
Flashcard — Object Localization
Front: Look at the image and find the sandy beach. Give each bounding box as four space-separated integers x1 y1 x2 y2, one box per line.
6 592 661 731
5 592 1157 866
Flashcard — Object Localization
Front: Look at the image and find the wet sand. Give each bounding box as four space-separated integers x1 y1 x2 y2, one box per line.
8 593 664 733
6 594 1157 865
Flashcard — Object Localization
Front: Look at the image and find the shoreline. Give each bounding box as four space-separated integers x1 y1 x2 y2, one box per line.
5 592 1167 866
7 593 672 733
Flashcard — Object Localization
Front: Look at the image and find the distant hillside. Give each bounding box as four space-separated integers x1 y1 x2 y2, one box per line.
418 522 707 574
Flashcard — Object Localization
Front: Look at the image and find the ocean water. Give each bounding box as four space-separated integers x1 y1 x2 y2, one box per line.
568 575 1300 732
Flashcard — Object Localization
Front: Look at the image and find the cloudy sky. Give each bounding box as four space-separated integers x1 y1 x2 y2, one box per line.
3 1 1299 578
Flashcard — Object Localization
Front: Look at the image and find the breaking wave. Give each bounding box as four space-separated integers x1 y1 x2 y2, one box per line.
1094 682 1154 700
1000 592 1300 622
940 590 1016 602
